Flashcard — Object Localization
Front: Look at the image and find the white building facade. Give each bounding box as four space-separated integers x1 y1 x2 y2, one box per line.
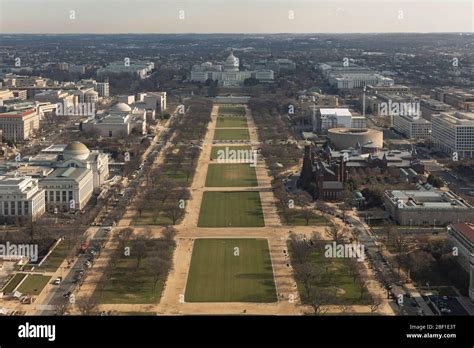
0 176 45 221
432 111 474 159
393 114 432 139
0 108 40 142
313 108 366 132
191 50 274 87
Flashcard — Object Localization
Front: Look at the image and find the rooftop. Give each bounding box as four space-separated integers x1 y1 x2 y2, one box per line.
0 109 36 118
43 167 89 183
320 108 352 117
450 223 474 243
437 111 474 125
386 190 472 209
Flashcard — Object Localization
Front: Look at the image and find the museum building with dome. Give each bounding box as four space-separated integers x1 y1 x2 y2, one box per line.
20 141 109 212
81 102 147 137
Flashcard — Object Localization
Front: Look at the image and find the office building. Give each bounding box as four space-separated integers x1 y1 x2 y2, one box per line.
0 109 40 142
431 111 474 159
393 114 432 139
319 62 394 90
432 87 474 111
96 82 110 97
420 98 455 121
144 92 167 112
97 61 154 79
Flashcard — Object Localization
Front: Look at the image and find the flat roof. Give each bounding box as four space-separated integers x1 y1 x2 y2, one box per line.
0 109 36 117
320 108 352 116
43 167 89 182
451 223 474 243
41 144 67 153
386 190 472 209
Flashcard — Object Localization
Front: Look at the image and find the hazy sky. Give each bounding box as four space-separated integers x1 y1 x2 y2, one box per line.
0 0 473 34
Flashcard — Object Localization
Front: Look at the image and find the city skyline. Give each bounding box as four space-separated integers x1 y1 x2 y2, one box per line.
1 0 473 34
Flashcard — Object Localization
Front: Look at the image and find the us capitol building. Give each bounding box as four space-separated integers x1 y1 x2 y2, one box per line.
190 49 274 87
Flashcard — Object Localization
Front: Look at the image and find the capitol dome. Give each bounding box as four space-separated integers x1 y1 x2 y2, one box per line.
111 102 132 113
224 49 239 72
63 141 90 160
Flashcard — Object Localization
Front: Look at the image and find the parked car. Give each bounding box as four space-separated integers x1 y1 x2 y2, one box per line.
53 277 62 285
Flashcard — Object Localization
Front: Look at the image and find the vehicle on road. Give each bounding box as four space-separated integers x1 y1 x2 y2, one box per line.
63 291 72 298
53 277 62 285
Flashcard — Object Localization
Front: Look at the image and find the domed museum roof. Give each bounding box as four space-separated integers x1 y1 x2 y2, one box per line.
111 102 132 113
63 141 90 160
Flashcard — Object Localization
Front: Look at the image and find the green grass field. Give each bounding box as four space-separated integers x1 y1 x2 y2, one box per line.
279 210 331 226
132 210 174 226
205 164 257 187
216 116 248 128
198 191 265 227
185 238 277 302
17 274 51 296
2 273 27 293
38 240 73 272
218 106 246 116
210 146 252 160
213 129 250 141
162 164 194 186
95 239 174 304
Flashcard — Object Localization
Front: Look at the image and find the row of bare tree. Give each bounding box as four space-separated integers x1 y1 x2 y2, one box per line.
288 231 383 315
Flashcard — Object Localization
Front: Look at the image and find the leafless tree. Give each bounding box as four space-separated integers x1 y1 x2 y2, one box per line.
288 232 311 265
339 189 353 220
348 258 361 283
307 287 335 315
369 294 383 313
351 228 362 243
148 256 171 298
274 188 290 211
293 189 313 207
162 226 177 243
132 239 147 269
294 261 323 301
116 227 133 252
183 162 195 183
384 221 397 243
358 280 369 300
325 225 346 244
54 303 69 316
300 208 315 226
392 230 407 275
163 204 185 225
77 297 99 315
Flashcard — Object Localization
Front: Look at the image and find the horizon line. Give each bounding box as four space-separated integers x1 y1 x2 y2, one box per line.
1 32 473 35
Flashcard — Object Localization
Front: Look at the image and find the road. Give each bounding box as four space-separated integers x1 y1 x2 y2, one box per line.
37 109 181 314
39 227 108 312
324 205 432 316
